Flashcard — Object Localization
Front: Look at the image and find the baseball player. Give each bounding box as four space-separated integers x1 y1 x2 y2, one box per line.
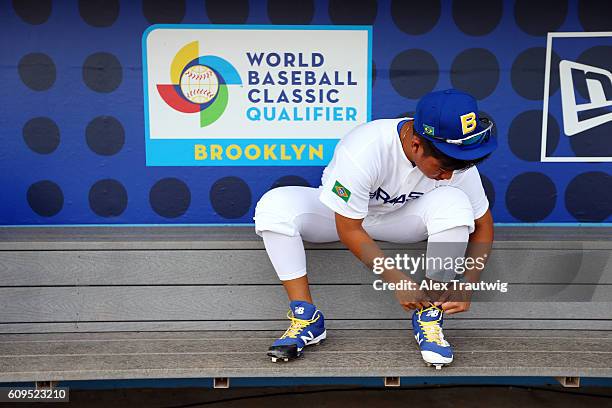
254 89 496 367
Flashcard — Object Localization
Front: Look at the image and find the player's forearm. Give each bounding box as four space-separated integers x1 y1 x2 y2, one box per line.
337 222 381 269
337 223 413 285
463 211 494 283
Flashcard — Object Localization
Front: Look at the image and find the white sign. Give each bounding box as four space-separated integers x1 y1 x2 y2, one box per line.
143 25 372 166
541 32 612 162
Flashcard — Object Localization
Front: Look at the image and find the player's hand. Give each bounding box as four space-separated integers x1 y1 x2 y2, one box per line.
395 287 430 312
438 300 471 314
434 287 472 315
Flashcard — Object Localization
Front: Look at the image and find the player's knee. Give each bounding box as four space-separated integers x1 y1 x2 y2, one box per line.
255 187 284 214
432 187 471 210
254 187 299 237
423 187 475 234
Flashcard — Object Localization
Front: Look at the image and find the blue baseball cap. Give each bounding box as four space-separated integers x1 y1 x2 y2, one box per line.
414 89 497 160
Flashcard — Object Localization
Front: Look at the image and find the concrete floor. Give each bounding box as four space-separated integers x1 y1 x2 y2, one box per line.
16 385 612 408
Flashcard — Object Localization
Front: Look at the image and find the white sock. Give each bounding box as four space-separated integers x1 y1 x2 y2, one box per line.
262 231 307 281
426 226 469 282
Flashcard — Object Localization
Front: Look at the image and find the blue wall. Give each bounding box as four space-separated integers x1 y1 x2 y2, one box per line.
1 0 610 225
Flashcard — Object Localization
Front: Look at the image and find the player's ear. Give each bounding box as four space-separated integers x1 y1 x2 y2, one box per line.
410 135 421 155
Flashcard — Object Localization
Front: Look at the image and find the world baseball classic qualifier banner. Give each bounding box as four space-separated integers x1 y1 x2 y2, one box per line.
143 25 372 166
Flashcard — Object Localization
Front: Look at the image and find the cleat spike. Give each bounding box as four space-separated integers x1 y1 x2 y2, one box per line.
283 358 289 362
435 364 442 370
271 357 277 363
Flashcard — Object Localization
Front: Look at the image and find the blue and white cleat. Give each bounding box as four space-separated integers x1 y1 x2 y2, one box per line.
267 300 326 362
412 304 453 369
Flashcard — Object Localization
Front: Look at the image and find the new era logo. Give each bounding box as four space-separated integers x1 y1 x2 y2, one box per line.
541 32 612 162
559 60 612 136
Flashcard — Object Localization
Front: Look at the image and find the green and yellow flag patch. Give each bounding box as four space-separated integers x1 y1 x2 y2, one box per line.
423 124 435 136
332 180 351 202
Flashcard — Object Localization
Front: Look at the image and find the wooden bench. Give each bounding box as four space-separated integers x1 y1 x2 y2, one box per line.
0 226 610 387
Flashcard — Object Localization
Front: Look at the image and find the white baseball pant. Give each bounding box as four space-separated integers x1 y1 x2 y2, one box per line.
254 186 476 282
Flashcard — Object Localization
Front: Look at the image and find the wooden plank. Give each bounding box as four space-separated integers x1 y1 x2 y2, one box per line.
0 286 610 323
1 226 610 250
2 334 611 356
3 240 610 251
3 319 612 334
0 353 612 382
1 249 610 286
2 226 610 243
0 352 612 382
0 348 609 382
2 329 611 341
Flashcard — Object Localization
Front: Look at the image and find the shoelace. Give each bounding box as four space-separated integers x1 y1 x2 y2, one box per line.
419 320 445 345
280 310 320 339
417 306 448 346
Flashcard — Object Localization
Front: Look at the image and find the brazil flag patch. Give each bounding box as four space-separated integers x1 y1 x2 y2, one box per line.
333 180 351 202
423 124 435 136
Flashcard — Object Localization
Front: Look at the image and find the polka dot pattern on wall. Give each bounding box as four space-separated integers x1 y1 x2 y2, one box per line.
271 175 311 190
511 48 560 100
578 0 612 31
329 0 377 25
508 110 559 162
143 0 185 24
4 0 606 226
514 0 567 36
27 180 63 217
79 0 119 27
210 176 251 219
86 116 125 156
391 0 440 35
89 179 128 217
568 46 612 157
506 172 557 222
23 117 60 155
450 48 499 100
565 172 612 222
206 0 249 24
149 178 191 218
13 0 52 25
390 49 438 99
267 0 314 24
452 0 502 36
82 52 123 93
18 53 56 91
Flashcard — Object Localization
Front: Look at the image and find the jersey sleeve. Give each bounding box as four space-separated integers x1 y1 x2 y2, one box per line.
450 166 490 219
319 146 373 219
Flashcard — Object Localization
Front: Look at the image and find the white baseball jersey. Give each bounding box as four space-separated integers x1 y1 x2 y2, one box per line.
319 118 489 220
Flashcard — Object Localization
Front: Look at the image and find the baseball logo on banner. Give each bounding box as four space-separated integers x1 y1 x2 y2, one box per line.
180 66 219 104
143 25 372 166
